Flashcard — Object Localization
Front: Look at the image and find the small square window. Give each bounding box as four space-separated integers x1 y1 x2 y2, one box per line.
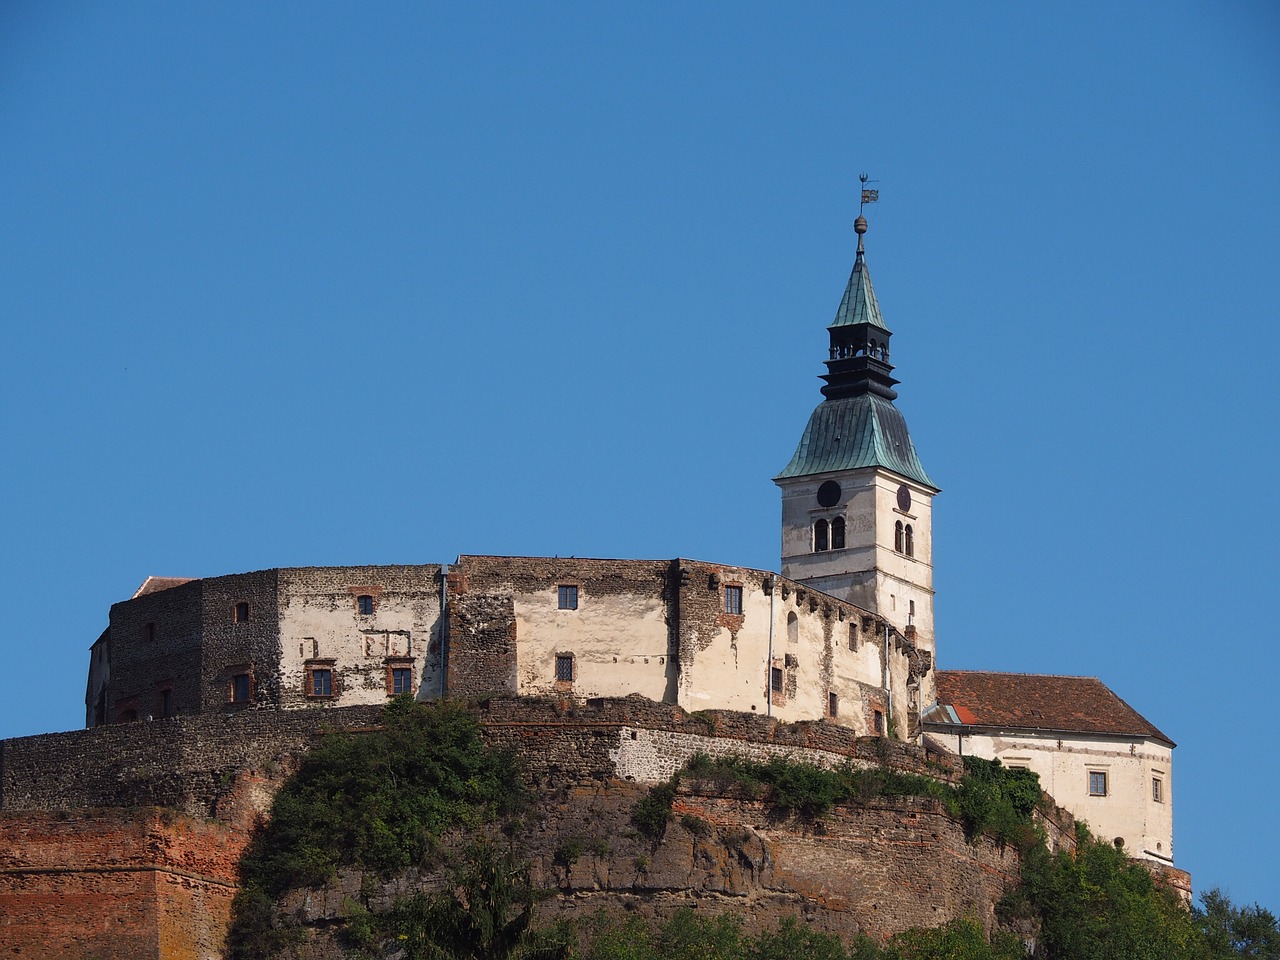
555 654 574 682
234 601 250 623
391 667 413 696
310 669 333 697
770 666 784 693
1089 771 1108 797
557 585 578 610
231 673 251 703
724 585 743 615
1152 777 1163 803
357 594 374 616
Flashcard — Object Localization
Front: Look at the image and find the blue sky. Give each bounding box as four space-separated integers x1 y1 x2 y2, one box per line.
3 0 1278 911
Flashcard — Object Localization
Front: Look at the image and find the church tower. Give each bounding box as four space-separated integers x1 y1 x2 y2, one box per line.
774 208 939 667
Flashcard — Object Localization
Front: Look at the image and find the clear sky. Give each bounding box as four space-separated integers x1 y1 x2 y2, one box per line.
2 0 1277 913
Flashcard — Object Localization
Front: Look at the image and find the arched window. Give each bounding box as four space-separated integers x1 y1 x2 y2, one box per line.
869 339 878 357
904 524 914 558
787 612 798 644
894 521 904 553
814 519 829 552
831 516 845 549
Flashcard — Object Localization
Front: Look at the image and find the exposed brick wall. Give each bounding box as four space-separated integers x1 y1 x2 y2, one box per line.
0 809 246 960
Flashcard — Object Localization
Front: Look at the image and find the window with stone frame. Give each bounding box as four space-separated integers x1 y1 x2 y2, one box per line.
305 661 337 698
828 691 839 718
387 659 415 696
1089 770 1109 797
831 516 846 549
557 585 579 610
1152 776 1164 803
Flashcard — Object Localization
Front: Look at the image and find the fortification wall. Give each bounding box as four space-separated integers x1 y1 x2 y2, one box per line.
0 809 246 960
1 697 1058 959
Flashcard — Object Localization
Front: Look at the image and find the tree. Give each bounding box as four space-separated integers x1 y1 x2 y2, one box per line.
1194 888 1280 959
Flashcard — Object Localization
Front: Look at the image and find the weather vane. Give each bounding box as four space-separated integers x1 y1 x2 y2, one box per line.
858 172 879 216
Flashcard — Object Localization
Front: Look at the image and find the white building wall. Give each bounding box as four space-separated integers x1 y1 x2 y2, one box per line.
277 566 443 710
939 728 1174 864
512 584 671 701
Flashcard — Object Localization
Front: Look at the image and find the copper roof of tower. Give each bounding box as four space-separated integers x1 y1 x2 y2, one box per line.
775 393 937 489
830 244 887 330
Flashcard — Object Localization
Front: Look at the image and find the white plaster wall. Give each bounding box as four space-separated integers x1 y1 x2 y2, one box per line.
513 586 671 700
277 568 443 710
675 575 900 738
940 729 1174 863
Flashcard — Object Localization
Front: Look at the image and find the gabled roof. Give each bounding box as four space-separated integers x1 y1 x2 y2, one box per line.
831 248 887 330
131 576 196 599
774 393 937 489
930 671 1174 747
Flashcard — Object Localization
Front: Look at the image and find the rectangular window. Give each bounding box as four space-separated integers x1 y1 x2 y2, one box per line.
357 594 374 615
234 601 250 623
770 666 784 693
724 585 743 615
311 669 333 697
159 688 173 719
873 709 885 735
391 667 413 696
557 585 578 610
828 692 838 717
231 673 251 704
143 622 155 643
1152 777 1163 803
555 654 574 682
1088 771 1108 797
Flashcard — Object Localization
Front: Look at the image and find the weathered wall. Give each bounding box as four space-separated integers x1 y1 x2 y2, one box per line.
0 809 246 960
453 556 675 703
276 565 443 709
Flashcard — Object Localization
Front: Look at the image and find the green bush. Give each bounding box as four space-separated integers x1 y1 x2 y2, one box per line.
632 780 678 840
227 698 526 959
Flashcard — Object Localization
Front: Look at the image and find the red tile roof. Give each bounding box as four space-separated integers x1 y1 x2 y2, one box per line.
934 671 1173 747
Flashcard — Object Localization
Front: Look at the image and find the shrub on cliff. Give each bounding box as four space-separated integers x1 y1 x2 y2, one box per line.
228 697 525 959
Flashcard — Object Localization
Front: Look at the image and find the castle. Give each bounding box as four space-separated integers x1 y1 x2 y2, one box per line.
81 208 1175 867
0 205 1182 959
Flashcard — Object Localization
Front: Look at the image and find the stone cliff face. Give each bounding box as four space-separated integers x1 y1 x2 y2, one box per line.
0 699 1065 959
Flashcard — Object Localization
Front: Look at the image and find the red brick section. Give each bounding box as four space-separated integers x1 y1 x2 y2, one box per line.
0 808 247 960
935 671 1174 746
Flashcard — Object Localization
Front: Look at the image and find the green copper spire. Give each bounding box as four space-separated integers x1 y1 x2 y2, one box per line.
831 230 887 330
776 208 937 491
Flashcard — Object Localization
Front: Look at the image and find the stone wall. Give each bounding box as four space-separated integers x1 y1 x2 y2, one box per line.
0 809 246 960
1 697 1069 958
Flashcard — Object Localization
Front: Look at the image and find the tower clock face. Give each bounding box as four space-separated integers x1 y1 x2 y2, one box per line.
896 485 912 512
816 481 841 508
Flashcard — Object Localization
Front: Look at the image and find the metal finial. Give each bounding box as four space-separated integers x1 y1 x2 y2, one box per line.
855 174 878 253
